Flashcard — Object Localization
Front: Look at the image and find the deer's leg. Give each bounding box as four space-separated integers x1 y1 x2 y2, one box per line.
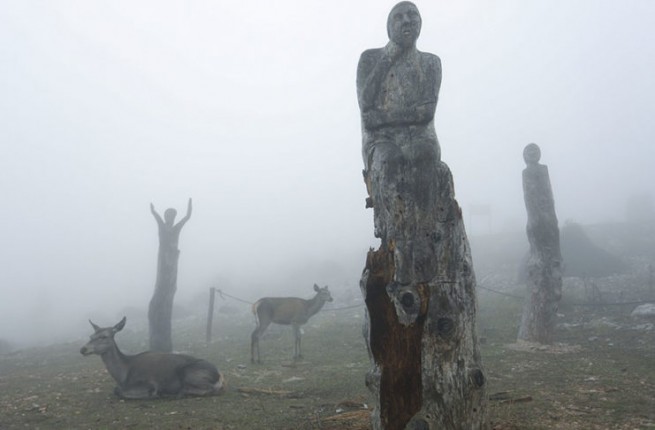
182 379 224 396
293 324 302 360
251 320 270 364
115 382 157 399
250 327 259 364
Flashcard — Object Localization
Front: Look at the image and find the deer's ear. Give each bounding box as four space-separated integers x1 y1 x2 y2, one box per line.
89 320 101 333
314 284 319 292
114 316 127 332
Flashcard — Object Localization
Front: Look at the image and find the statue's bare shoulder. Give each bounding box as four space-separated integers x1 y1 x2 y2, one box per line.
419 50 442 70
360 47 385 60
357 48 385 73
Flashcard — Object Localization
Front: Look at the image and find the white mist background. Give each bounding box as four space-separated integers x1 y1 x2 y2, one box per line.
1 0 653 346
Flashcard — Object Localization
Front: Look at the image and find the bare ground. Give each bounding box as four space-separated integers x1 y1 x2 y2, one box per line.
1 280 654 429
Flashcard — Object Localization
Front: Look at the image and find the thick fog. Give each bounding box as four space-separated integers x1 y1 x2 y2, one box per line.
1 0 654 347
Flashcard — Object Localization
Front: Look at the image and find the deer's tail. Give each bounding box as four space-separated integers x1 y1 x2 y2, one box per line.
214 371 225 395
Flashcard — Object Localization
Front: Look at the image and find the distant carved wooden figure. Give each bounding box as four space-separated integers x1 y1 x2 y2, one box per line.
518 143 562 344
80 317 224 399
148 198 192 352
251 284 333 363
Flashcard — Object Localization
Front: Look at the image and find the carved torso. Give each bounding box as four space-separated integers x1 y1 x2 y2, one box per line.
357 47 441 169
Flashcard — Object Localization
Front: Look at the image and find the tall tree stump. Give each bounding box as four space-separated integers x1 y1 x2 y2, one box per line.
357 3 486 429
517 143 562 344
148 198 192 352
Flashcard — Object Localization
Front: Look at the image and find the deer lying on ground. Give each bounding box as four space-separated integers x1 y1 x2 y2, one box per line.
251 284 333 363
80 317 224 399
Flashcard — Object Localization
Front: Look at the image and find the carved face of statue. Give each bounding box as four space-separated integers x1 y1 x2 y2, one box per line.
164 208 177 226
387 2 421 48
523 143 541 166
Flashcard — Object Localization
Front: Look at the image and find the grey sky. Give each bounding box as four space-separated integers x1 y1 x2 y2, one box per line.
1 1 653 345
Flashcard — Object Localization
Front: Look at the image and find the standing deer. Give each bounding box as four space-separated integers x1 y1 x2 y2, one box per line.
80 317 224 399
251 284 333 363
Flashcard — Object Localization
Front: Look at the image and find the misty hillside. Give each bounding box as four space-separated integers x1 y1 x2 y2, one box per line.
469 219 654 281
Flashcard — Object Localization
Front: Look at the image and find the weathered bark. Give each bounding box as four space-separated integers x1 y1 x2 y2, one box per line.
361 163 486 429
517 144 562 344
357 3 486 429
148 199 192 352
149 252 178 352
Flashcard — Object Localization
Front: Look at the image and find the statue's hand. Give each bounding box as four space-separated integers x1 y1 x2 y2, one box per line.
383 41 403 62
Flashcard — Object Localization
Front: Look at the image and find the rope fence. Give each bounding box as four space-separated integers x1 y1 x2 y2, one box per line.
206 284 653 342
477 283 652 307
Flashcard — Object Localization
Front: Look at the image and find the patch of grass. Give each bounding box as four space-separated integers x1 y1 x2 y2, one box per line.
1 288 654 429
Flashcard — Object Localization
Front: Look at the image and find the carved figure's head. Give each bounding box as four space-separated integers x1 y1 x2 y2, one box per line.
387 2 421 48
164 208 177 226
523 143 542 166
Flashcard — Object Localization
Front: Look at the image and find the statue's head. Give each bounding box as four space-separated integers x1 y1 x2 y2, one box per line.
387 2 422 48
164 208 177 226
523 143 541 166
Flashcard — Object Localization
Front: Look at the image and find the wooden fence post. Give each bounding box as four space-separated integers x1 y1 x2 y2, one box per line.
206 287 216 343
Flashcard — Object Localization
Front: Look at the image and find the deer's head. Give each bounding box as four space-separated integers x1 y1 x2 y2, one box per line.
80 317 126 356
313 284 333 303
